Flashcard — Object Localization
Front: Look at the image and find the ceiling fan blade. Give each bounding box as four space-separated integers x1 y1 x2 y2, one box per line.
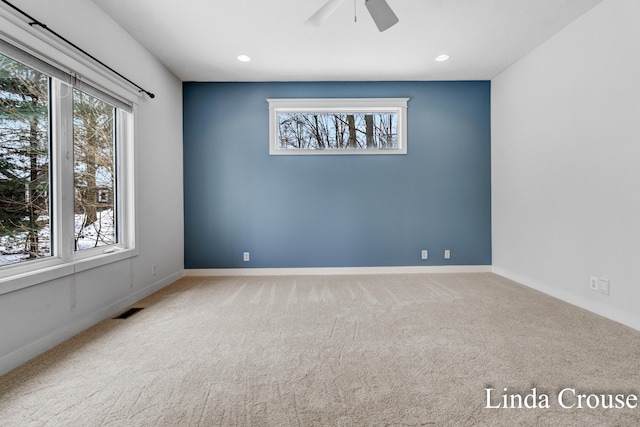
305 0 346 26
365 0 399 32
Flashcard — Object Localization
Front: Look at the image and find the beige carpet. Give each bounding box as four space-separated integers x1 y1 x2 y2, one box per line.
1 273 639 426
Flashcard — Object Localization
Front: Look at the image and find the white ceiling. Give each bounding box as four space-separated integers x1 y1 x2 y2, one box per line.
93 0 603 82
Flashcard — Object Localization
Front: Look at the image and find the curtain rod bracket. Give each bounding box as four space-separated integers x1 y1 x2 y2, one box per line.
139 89 155 99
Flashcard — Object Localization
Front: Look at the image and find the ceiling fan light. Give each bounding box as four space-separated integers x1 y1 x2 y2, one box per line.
365 0 399 32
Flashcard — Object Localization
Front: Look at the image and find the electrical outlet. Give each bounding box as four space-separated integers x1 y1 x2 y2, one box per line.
151 264 157 276
444 249 451 259
243 252 250 262
421 250 428 260
590 276 598 291
599 278 610 295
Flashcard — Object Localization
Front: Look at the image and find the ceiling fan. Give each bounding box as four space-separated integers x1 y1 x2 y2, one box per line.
306 0 399 32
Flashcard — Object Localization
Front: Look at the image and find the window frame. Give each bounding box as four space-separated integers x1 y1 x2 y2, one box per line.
0 11 138 295
267 98 409 155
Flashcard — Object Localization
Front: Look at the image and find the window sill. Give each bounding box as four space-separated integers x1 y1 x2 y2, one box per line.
0 248 137 296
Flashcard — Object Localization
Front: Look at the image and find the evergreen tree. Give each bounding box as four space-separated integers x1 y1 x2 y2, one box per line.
0 53 50 260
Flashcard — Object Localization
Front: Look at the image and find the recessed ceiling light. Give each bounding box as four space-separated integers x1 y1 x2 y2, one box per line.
237 54 251 62
435 54 450 62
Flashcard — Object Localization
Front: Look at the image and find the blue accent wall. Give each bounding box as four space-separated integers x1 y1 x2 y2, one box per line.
183 81 491 268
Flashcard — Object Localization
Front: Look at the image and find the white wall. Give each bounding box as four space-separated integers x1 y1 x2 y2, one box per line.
492 0 640 329
0 0 183 375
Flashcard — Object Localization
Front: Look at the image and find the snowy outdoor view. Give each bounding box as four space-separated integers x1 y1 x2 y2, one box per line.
277 112 398 150
0 52 116 267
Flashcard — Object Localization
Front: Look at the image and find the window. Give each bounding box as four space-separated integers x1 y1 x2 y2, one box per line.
268 98 409 155
0 37 135 280
73 89 117 251
0 52 51 265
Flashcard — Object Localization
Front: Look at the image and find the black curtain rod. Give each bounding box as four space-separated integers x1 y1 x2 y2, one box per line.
1 0 155 98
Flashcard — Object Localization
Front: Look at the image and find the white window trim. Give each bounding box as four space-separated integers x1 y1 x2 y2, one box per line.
268 98 409 155
0 7 138 295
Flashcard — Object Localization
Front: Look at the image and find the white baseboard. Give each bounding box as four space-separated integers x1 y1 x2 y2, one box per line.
0 269 184 377
186 265 492 277
492 267 640 332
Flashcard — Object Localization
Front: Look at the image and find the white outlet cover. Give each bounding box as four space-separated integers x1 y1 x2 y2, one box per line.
421 250 428 260
590 276 598 291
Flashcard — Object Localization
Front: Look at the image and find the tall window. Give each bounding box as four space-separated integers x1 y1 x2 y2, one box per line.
73 89 116 250
0 52 51 266
0 39 134 274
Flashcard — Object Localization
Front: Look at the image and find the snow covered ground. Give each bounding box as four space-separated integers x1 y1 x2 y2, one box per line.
75 209 116 251
0 209 115 267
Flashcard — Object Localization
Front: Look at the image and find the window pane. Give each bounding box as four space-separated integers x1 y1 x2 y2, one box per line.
277 112 398 150
0 53 51 266
73 89 116 250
